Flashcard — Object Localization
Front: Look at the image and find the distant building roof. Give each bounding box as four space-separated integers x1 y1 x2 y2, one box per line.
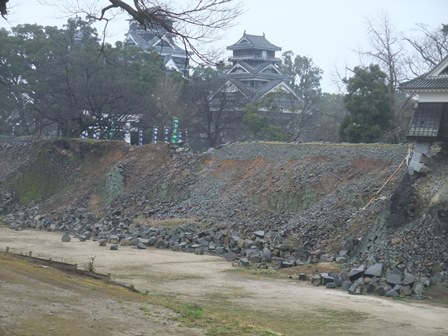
123 19 189 75
227 32 281 51
211 32 298 111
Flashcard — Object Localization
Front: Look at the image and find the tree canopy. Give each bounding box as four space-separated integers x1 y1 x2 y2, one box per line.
0 19 167 138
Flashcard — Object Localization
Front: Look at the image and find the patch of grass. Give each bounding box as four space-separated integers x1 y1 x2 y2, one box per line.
157 218 193 228
420 284 448 307
194 300 367 336
139 282 368 336
282 235 301 251
208 286 254 299
149 182 190 203
178 303 204 322
0 255 141 300
11 148 77 204
139 304 152 315
268 188 318 213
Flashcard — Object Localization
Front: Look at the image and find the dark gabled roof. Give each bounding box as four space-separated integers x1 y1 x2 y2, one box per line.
227 33 281 51
252 79 283 100
400 55 448 91
228 72 287 82
125 30 185 53
400 74 448 91
210 78 254 100
124 30 188 70
227 61 288 81
253 80 298 102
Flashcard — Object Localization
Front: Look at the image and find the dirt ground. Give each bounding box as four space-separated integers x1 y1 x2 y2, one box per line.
1 228 448 336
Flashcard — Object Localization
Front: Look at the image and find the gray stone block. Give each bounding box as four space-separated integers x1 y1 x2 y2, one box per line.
326 282 337 289
385 288 399 297
321 274 335 285
413 283 424 296
109 235 119 244
280 260 294 269
348 283 362 295
262 247 272 262
365 263 383 277
376 286 386 296
399 285 412 297
402 272 416 286
254 230 265 238
349 268 365 282
341 280 352 291
223 251 238 261
386 272 402 285
215 247 225 255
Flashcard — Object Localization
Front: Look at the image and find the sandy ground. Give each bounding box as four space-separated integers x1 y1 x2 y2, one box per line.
1 227 448 336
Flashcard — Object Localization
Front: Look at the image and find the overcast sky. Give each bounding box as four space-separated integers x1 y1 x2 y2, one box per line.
1 0 447 92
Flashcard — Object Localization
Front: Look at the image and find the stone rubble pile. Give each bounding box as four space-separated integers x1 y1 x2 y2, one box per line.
3 203 446 298
3 206 312 264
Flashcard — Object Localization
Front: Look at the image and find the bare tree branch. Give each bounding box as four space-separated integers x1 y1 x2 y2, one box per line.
0 0 8 18
0 0 241 64
73 0 243 64
403 23 448 76
361 13 405 95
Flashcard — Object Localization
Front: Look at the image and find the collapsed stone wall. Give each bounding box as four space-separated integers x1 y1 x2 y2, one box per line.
0 138 447 294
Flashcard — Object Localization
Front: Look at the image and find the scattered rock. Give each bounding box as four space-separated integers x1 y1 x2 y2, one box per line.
298 273 308 281
136 242 147 249
240 258 250 267
61 233 71 243
311 274 321 286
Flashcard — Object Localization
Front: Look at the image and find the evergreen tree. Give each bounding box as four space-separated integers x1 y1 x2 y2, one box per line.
339 64 392 143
